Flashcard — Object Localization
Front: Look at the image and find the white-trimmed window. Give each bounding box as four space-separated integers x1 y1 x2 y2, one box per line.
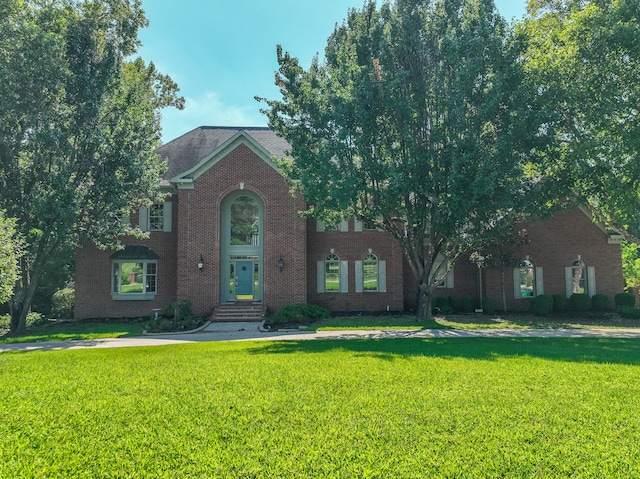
110 246 159 300
565 259 596 297
139 202 172 232
316 218 348 232
354 218 380 232
112 260 157 300
317 253 348 293
356 252 387 293
431 254 454 289
513 259 544 298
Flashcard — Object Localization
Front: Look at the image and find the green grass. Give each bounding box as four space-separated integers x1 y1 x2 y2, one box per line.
0 321 144 344
1 338 639 478
307 312 640 331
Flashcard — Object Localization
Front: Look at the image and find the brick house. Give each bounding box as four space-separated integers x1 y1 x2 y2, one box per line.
74 127 625 320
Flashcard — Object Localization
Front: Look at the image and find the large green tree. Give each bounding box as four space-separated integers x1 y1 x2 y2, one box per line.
0 211 21 305
0 0 183 334
521 0 640 237
261 0 542 320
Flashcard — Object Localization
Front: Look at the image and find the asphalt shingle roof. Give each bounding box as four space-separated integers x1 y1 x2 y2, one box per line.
156 126 291 181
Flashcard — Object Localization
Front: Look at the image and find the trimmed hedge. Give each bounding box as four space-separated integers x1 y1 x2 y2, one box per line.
532 294 553 316
266 304 331 326
615 292 635 308
570 293 590 312
482 298 495 315
552 294 567 312
617 306 640 319
590 294 608 311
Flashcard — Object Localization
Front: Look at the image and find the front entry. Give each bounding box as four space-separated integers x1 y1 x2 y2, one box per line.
221 191 263 304
235 260 254 299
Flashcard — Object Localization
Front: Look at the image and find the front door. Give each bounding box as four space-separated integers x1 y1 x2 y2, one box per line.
235 260 254 299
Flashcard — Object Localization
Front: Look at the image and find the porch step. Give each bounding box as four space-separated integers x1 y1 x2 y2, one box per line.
211 303 266 323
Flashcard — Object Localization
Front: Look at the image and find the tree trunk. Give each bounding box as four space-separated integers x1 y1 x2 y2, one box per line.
500 267 507 312
8 256 41 335
415 277 433 322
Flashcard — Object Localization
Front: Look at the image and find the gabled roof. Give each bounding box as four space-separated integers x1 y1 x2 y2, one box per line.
156 127 291 186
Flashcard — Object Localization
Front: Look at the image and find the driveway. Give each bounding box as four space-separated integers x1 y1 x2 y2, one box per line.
2 321 640 353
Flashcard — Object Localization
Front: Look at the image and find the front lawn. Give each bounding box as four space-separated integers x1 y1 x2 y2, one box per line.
0 320 144 344
1 338 639 477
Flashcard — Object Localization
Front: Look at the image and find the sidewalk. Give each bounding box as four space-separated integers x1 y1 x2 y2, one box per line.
2 322 640 353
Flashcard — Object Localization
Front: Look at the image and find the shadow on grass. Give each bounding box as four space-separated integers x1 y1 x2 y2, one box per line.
248 337 640 365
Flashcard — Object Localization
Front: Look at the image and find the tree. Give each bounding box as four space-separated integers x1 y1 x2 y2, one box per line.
260 0 542 320
0 0 183 334
0 211 22 305
520 0 640 238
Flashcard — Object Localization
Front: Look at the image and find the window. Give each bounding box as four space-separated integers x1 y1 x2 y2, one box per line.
112 260 157 299
354 218 381 232
356 252 387 293
317 253 348 293
518 259 535 297
431 254 454 289
139 202 172 232
513 259 544 299
316 218 348 232
565 259 595 297
149 204 164 231
230 196 260 245
110 245 159 300
325 254 341 292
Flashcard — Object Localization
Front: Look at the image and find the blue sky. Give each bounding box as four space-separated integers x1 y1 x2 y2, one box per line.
137 1 527 143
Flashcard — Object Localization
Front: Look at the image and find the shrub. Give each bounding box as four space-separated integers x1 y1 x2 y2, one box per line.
590 294 609 311
552 294 567 312
51 287 75 319
615 292 635 308
482 298 495 315
570 293 590 312
145 318 175 333
461 296 474 313
448 296 460 313
265 304 330 326
532 294 553 316
433 296 452 315
617 306 640 320
176 299 193 322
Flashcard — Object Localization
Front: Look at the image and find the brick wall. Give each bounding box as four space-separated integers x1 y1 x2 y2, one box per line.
175 143 307 317
74 197 178 320
307 219 405 312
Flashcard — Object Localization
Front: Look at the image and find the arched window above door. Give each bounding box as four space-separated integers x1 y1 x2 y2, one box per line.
230 195 260 246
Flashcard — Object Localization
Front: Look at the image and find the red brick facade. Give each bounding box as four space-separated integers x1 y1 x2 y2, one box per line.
74 128 624 319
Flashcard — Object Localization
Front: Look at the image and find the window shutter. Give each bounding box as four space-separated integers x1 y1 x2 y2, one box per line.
317 261 325 293
565 267 573 297
354 219 363 232
535 267 544 296
339 220 348 232
513 268 521 299
378 260 387 293
121 214 130 227
355 260 363 293
162 202 172 232
316 219 325 232
587 266 596 296
340 260 348 293
445 267 454 289
139 207 149 232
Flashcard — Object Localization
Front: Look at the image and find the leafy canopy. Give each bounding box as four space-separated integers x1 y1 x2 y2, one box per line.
0 0 183 333
261 0 542 319
521 0 640 238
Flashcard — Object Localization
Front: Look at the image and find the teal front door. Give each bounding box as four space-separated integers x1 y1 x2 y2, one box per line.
235 261 254 299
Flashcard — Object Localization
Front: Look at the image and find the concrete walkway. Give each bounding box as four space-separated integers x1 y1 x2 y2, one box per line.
2 321 640 353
